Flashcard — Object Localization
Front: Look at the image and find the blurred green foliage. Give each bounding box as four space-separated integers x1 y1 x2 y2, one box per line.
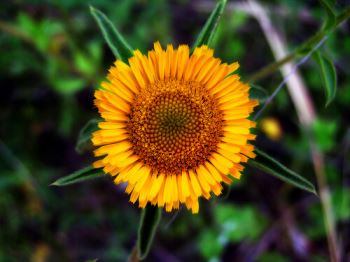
0 0 349 261
312 117 337 152
198 203 267 260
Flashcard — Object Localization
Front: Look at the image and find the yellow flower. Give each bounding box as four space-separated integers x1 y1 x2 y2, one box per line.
92 42 258 213
260 117 282 141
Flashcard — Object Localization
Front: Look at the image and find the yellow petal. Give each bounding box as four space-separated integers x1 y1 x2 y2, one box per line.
157 181 165 207
176 45 189 79
130 189 140 203
165 44 173 79
205 63 229 90
210 154 230 175
100 112 129 122
171 174 178 203
134 166 151 193
149 173 165 199
223 126 250 135
111 154 139 169
191 53 213 79
204 162 223 182
116 71 140 94
128 56 146 88
128 162 145 185
191 199 199 214
197 165 216 186
188 170 202 197
98 122 127 130
196 58 220 83
139 174 155 204
94 141 131 157
181 171 190 198
170 49 178 78
218 143 241 154
211 75 240 96
164 175 173 204
217 148 241 163
177 174 185 202
221 134 247 146
101 81 133 101
134 50 155 83
197 171 210 194
213 152 235 170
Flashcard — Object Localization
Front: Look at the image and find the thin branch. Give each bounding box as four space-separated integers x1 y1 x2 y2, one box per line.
248 6 350 82
253 36 327 121
246 1 340 261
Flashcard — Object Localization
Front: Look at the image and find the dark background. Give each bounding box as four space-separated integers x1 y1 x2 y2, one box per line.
0 0 349 261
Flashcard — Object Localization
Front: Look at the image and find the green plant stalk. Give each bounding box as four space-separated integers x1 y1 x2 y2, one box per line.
137 205 162 260
308 134 340 262
249 149 317 194
51 166 105 186
191 0 227 50
247 7 350 82
246 1 344 260
90 5 133 62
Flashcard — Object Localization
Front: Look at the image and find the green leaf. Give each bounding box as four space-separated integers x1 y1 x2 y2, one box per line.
51 77 87 95
137 205 161 260
198 229 223 260
74 51 95 76
312 118 337 152
249 148 317 194
90 6 133 62
51 166 105 186
75 118 101 154
198 203 267 259
319 0 336 31
313 51 337 106
191 0 227 50
215 203 267 241
250 84 268 103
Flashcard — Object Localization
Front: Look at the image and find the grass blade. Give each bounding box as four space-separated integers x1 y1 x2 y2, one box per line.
313 51 337 107
191 0 227 50
319 0 336 31
51 166 105 186
137 205 162 260
90 5 133 62
249 148 317 194
75 118 100 154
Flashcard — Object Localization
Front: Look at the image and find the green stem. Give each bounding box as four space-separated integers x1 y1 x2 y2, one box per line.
308 137 340 262
137 205 161 260
247 53 296 83
247 7 350 83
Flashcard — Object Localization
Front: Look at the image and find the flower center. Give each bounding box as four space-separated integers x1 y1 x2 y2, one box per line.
127 79 224 175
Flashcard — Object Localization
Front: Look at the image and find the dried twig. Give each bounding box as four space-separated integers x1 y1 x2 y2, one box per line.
246 1 340 261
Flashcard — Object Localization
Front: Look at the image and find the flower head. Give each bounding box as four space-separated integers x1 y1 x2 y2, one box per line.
92 42 258 213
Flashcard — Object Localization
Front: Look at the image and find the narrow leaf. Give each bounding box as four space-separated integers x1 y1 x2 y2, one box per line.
90 5 133 62
191 0 227 50
137 205 161 260
249 84 269 103
313 51 337 106
75 118 101 154
319 0 336 31
249 148 317 194
51 166 105 186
